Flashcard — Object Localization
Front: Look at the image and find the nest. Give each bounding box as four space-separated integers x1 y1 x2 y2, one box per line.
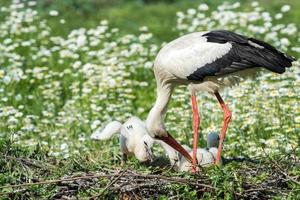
1 152 299 199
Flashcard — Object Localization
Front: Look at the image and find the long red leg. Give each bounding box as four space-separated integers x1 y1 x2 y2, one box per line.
215 92 232 164
191 94 200 173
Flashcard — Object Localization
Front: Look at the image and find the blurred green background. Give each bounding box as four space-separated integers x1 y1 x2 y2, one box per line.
40 0 300 42
2 0 299 42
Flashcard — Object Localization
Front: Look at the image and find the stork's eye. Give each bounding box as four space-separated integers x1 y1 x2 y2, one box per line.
144 141 148 146
127 125 133 130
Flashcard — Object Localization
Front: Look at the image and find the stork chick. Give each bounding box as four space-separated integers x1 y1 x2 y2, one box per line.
91 116 154 164
164 132 221 172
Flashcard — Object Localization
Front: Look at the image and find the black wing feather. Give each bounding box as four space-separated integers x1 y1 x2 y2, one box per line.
187 30 295 81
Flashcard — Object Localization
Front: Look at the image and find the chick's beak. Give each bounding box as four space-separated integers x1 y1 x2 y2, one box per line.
144 141 154 162
156 132 192 163
146 148 154 162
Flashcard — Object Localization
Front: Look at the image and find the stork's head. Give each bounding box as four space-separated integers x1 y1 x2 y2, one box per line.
121 117 155 162
207 131 220 148
134 134 154 162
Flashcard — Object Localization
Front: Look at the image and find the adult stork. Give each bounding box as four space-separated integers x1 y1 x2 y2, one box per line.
146 30 295 172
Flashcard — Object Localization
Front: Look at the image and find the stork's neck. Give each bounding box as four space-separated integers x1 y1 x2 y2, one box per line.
146 84 173 137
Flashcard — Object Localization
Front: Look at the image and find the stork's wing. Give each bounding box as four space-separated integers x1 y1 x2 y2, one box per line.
187 30 295 81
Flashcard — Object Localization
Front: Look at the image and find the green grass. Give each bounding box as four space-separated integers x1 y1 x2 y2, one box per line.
33 0 300 42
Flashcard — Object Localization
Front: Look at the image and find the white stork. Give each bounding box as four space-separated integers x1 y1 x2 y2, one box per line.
146 30 295 172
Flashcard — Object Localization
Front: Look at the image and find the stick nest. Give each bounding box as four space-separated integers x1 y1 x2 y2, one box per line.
1 151 299 199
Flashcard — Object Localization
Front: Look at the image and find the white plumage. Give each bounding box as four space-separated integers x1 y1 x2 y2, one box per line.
161 142 220 171
91 121 122 140
154 32 263 94
156 32 232 81
91 116 154 163
178 147 219 172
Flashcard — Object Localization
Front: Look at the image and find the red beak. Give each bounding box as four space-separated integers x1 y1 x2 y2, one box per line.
157 132 192 163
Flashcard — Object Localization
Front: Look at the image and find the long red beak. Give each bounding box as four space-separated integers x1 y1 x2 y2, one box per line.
157 132 192 163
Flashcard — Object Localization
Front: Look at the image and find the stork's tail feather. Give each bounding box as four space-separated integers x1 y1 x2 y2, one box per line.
248 38 296 74
91 121 122 140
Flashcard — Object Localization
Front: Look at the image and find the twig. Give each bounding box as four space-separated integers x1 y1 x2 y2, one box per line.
244 187 277 193
265 153 300 186
2 154 55 170
133 174 215 189
0 173 111 190
93 170 127 198
0 188 28 196
120 182 161 192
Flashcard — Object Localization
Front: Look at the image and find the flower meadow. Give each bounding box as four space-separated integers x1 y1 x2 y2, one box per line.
0 0 299 163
